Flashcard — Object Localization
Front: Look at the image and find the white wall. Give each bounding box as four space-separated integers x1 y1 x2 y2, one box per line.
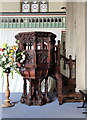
66 2 85 91
0 1 66 12
85 2 87 89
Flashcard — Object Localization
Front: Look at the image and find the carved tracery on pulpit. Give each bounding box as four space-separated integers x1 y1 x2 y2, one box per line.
15 31 56 106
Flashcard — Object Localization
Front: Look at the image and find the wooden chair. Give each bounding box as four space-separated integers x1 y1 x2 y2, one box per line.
56 41 83 105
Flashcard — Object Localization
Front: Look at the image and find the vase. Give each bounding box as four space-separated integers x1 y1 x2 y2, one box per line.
2 72 14 107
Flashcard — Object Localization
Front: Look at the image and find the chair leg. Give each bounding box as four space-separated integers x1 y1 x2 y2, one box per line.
58 96 63 105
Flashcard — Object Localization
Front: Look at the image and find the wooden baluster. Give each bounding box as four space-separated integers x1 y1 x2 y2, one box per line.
38 70 42 98
38 79 41 98
58 40 61 73
47 37 51 65
38 70 43 105
45 78 48 98
45 77 51 103
69 55 72 79
23 78 27 95
63 49 66 69
45 70 50 103
55 41 61 92
63 41 66 69
20 78 27 103
29 78 32 100
55 46 57 63
40 39 44 50
57 74 63 105
52 41 55 64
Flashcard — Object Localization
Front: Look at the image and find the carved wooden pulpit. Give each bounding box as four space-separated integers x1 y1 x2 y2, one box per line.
15 31 56 106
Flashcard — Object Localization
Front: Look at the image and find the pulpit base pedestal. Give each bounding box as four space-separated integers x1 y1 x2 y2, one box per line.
20 94 51 106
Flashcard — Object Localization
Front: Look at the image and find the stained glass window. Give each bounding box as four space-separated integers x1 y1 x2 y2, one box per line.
31 1 39 12
40 1 48 12
22 1 30 12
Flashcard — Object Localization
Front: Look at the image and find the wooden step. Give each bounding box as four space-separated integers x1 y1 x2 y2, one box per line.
65 99 83 102
63 92 83 98
62 92 83 103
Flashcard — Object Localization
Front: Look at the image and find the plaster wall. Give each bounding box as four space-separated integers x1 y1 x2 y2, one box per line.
0 1 66 12
85 2 87 89
66 2 85 91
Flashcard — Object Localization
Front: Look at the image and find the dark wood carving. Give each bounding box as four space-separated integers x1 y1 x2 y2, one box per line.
56 41 82 105
15 31 82 106
15 31 56 106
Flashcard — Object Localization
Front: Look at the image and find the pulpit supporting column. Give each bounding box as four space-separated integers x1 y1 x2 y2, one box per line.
45 78 51 103
25 79 33 106
20 78 27 104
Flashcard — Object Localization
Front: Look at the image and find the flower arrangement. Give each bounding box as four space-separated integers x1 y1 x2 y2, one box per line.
0 43 26 78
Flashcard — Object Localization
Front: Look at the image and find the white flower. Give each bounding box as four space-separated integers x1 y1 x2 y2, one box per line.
9 58 12 61
5 63 10 68
2 57 6 61
20 59 24 63
4 50 7 55
22 55 25 60
14 54 16 58
7 47 9 51
6 64 10 68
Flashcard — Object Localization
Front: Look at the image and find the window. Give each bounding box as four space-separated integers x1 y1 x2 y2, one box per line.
22 1 30 12
21 1 49 13
40 1 48 12
31 1 39 12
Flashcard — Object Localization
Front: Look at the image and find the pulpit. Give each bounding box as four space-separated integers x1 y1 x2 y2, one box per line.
15 31 56 105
